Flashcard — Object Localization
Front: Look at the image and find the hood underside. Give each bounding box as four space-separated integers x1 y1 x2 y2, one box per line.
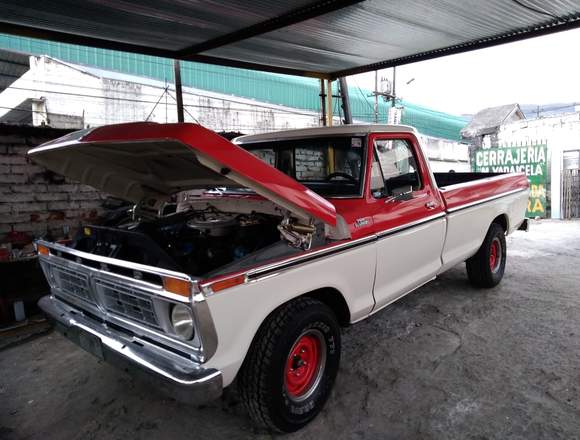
28 122 337 226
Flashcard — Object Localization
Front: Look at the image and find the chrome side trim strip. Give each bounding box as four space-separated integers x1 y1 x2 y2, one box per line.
246 212 447 281
376 212 446 239
446 188 528 213
243 185 522 284
246 235 377 280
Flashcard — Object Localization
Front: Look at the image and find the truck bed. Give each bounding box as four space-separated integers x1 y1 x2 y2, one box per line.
433 172 502 188
435 172 529 212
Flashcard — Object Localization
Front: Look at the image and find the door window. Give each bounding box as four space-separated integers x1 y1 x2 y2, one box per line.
373 139 421 197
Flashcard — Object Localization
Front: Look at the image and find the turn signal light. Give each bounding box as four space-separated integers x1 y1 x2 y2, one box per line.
37 244 50 256
208 274 246 294
163 277 192 297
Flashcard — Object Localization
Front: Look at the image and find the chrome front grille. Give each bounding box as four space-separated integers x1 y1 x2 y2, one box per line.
44 259 163 330
96 279 160 329
37 240 211 362
52 265 93 304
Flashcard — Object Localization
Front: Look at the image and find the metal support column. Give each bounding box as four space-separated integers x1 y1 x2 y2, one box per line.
338 77 352 124
391 66 396 108
320 79 327 126
374 71 379 123
326 80 333 127
173 60 184 123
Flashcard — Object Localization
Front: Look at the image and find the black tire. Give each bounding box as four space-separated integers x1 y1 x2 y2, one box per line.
466 222 507 288
238 297 341 433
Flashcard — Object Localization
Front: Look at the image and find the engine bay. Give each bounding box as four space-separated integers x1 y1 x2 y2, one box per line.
73 206 283 276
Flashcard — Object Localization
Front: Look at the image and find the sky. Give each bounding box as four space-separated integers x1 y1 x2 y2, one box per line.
349 28 580 116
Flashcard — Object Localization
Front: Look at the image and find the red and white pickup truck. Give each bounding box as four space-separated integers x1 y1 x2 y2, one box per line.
30 122 528 432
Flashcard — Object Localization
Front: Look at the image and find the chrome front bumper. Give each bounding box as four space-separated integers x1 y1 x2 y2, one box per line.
39 295 223 405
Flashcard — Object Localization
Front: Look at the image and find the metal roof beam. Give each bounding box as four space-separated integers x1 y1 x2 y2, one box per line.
330 14 580 79
0 22 330 79
177 0 365 56
0 22 177 59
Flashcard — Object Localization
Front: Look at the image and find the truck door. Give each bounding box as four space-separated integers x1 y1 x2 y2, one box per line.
368 133 446 312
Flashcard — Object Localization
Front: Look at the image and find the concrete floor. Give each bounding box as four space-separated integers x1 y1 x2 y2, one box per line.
2 220 580 440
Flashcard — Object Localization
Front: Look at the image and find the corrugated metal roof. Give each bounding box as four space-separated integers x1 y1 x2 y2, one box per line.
461 103 525 137
0 34 322 110
0 34 468 140
0 0 579 78
0 48 28 93
0 35 468 139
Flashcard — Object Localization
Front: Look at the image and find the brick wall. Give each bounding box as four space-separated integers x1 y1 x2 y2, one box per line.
0 124 106 242
295 148 326 180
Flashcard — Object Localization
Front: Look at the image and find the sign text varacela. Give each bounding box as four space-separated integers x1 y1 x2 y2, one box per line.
475 147 546 176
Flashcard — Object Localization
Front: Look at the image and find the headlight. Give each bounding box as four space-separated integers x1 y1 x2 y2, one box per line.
171 304 195 340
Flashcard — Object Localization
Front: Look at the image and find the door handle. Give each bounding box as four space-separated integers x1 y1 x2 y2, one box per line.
425 201 437 210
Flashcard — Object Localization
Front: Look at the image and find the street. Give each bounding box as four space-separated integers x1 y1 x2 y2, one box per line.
2 220 580 440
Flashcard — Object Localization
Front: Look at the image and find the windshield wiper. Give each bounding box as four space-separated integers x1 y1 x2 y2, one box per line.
206 187 255 195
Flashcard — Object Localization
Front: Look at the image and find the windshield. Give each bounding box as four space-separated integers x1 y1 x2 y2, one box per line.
241 136 365 197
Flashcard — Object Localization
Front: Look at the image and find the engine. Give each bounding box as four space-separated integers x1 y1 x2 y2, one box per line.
102 207 282 276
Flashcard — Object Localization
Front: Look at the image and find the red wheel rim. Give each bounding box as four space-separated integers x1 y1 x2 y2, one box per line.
489 239 500 271
285 333 323 399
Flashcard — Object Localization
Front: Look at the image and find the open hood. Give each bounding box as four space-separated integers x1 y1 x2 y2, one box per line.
28 122 337 226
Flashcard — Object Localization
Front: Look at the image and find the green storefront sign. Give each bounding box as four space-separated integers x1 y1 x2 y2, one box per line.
472 144 548 217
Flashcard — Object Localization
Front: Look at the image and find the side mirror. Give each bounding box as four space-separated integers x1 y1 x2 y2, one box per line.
386 185 414 203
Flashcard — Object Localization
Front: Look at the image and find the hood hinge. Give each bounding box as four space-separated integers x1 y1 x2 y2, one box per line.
277 214 316 250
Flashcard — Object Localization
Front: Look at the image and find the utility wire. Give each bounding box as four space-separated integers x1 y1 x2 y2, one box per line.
0 70 321 116
166 89 200 124
0 105 313 131
0 105 46 114
0 83 319 117
145 86 169 121
355 84 376 114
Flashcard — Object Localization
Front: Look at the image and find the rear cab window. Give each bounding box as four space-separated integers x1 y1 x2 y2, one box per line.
242 136 366 198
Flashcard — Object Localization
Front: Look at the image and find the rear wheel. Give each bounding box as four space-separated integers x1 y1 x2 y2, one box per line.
238 297 341 433
466 222 507 288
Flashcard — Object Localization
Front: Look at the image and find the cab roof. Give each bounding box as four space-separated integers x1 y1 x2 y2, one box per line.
234 124 418 144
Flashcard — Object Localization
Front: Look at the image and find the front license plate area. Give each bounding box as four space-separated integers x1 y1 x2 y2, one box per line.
78 331 104 360
55 321 105 361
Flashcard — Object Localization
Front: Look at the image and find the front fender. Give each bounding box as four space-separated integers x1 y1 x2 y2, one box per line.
202 241 376 386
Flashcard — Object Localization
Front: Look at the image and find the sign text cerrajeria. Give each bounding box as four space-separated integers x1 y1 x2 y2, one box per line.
473 144 547 217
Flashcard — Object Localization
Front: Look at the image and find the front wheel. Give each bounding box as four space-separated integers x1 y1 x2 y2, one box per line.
238 297 341 433
466 222 507 288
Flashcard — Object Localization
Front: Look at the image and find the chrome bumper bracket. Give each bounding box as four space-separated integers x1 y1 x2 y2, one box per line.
40 295 223 405
518 218 530 232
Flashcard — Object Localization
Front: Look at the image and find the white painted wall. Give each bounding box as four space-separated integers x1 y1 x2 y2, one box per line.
420 135 470 172
497 112 580 218
0 56 326 132
0 55 468 170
